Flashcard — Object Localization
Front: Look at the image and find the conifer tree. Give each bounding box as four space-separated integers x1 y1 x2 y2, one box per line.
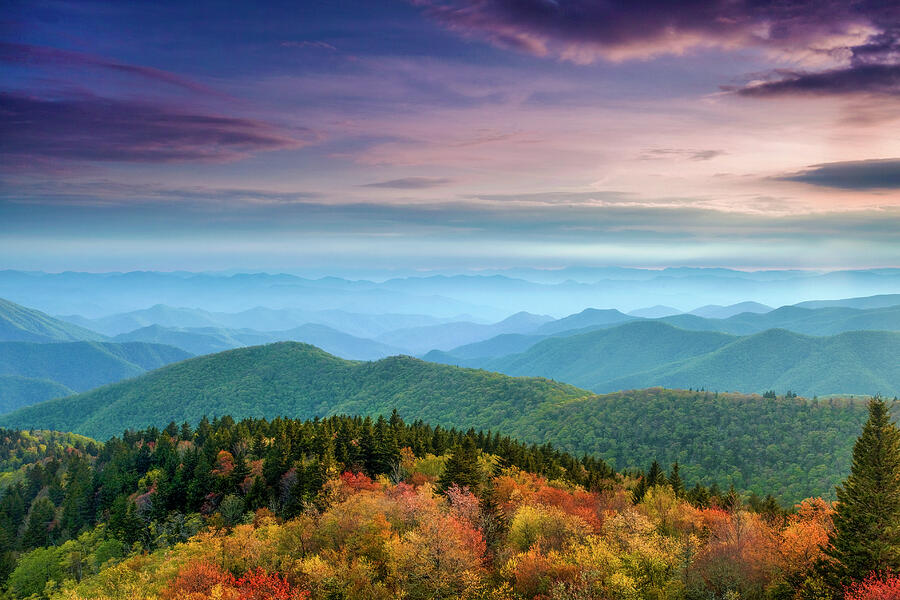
824 396 900 588
647 460 666 487
669 462 685 497
439 437 481 492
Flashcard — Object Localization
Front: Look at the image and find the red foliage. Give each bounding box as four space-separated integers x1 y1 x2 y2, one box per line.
163 561 308 600
844 572 900 600
212 450 236 477
161 561 230 600
339 471 380 492
232 567 303 600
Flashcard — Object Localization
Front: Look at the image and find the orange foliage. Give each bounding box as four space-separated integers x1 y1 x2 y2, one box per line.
161 561 231 600
162 561 307 600
778 498 833 573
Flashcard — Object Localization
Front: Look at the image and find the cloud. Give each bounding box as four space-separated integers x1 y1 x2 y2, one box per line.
360 176 453 189
413 1 878 61
412 1 899 98
0 92 314 166
639 148 725 161
0 181 322 207
0 42 217 95
730 63 900 97
280 40 337 51
778 158 900 190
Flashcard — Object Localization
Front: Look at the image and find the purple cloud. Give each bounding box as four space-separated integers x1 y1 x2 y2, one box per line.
0 42 218 95
360 176 453 189
778 158 900 190
0 92 313 166
412 1 900 96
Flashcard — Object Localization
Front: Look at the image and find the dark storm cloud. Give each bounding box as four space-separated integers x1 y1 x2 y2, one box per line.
0 92 313 166
360 177 454 189
779 159 900 190
413 1 900 96
732 64 900 97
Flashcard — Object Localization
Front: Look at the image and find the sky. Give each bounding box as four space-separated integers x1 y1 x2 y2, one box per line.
1 0 899 273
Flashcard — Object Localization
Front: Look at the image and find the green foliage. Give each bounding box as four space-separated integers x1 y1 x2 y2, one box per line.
0 376 73 415
823 396 900 589
0 343 887 502
439 437 482 492
0 340 191 394
0 298 105 344
482 322 900 397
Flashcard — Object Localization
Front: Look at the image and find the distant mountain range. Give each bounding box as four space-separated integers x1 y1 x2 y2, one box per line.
0 341 880 501
429 320 900 397
0 297 105 343
3 268 899 321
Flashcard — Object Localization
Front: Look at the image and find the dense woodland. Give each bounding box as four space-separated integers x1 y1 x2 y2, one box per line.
1 398 899 600
2 343 891 502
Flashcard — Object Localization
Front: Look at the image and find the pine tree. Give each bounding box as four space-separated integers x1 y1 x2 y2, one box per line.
646 460 666 487
824 396 900 589
669 462 685 497
439 437 481 492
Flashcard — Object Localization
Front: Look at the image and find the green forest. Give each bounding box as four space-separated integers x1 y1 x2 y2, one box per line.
1 343 890 502
2 398 899 599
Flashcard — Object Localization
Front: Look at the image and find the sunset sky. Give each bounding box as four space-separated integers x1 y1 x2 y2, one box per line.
2 0 898 272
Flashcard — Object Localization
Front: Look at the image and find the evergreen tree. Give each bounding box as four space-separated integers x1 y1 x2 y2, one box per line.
646 460 666 487
21 498 57 550
439 437 481 492
669 462 684 497
823 397 900 588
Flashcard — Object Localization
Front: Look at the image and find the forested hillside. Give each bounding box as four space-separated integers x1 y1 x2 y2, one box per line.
0 376 73 415
2 401 897 600
434 322 900 396
0 341 191 396
0 299 105 343
0 342 888 501
115 323 402 360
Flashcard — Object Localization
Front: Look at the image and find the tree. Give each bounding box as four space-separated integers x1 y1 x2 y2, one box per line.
669 462 684 497
439 437 481 492
21 497 57 550
824 397 900 589
646 460 666 487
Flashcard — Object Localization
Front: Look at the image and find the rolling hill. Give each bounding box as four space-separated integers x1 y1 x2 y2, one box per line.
374 311 552 354
0 297 105 343
688 301 772 319
114 322 403 359
429 301 900 362
0 375 73 414
0 341 883 501
606 329 900 397
430 321 900 397
0 342 590 441
485 321 737 390
0 341 191 394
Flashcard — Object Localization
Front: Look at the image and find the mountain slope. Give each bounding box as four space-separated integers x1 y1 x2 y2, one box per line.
375 311 551 354
0 342 589 440
0 341 191 392
115 323 402 360
487 321 737 390
689 301 772 319
0 298 106 343
535 308 635 335
794 293 900 310
0 375 73 414
0 342 883 501
607 329 900 397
